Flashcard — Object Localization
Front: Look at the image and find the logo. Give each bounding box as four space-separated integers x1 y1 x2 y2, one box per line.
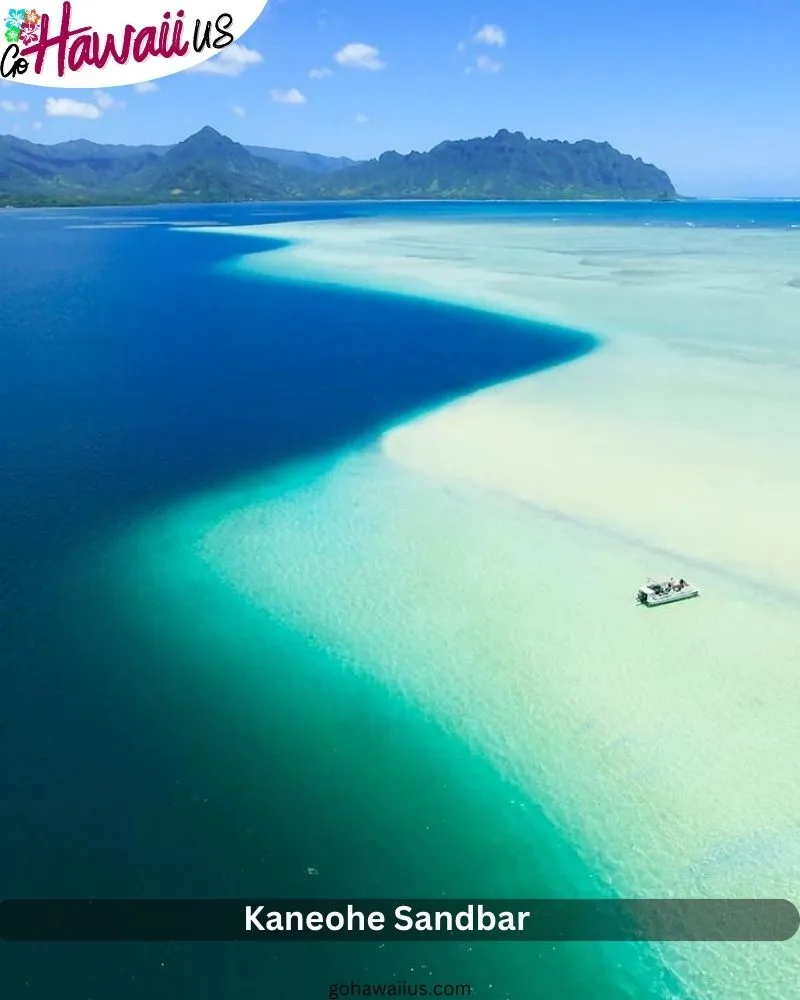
1 0 269 87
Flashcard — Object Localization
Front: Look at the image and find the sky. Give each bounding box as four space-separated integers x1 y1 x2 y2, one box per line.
1 0 799 196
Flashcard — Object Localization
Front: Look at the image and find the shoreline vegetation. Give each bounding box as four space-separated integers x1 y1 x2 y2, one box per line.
0 125 677 207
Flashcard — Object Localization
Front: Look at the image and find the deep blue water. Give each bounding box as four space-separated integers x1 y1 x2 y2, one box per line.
1 199 792 999
0 201 600 1000
0 203 593 578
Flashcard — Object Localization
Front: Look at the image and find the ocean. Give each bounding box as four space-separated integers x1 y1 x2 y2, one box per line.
1 200 798 999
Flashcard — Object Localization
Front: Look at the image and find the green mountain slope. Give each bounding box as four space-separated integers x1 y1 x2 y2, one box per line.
314 130 675 200
0 126 677 207
245 145 359 173
114 126 307 202
0 134 160 203
0 129 350 205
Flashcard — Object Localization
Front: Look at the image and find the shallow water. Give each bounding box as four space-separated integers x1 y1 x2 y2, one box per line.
4 201 797 998
1 203 648 999
173 204 800 998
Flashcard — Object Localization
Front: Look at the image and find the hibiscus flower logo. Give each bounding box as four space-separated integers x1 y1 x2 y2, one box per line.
18 19 36 42
5 8 25 29
5 7 38 44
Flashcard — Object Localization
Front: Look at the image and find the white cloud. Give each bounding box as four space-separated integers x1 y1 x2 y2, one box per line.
474 24 506 47
0 99 28 113
309 66 332 79
232 105 246 117
474 54 502 74
191 43 263 77
93 90 125 111
32 120 42 130
334 42 385 70
45 97 102 119
355 113 369 124
42 91 122 120
134 81 159 93
270 88 307 105
458 23 507 59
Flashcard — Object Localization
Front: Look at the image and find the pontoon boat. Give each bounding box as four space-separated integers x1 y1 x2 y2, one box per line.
636 577 699 607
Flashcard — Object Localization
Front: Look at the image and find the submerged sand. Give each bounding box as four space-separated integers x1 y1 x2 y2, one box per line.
171 217 800 999
209 218 800 595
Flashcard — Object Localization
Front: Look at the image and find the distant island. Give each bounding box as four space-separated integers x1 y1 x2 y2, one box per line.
0 126 677 207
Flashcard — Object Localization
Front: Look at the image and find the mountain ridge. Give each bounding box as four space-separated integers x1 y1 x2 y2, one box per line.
316 128 675 201
0 126 678 206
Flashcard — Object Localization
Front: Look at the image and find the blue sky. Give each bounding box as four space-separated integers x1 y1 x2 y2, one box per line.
2 0 799 196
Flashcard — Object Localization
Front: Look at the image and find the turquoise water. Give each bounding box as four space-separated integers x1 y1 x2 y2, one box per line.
3 200 797 998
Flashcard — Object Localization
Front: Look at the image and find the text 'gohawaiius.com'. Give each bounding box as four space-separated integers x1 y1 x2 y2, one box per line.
327 983 472 999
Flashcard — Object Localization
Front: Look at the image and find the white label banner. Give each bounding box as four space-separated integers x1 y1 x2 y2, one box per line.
1 1 270 87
